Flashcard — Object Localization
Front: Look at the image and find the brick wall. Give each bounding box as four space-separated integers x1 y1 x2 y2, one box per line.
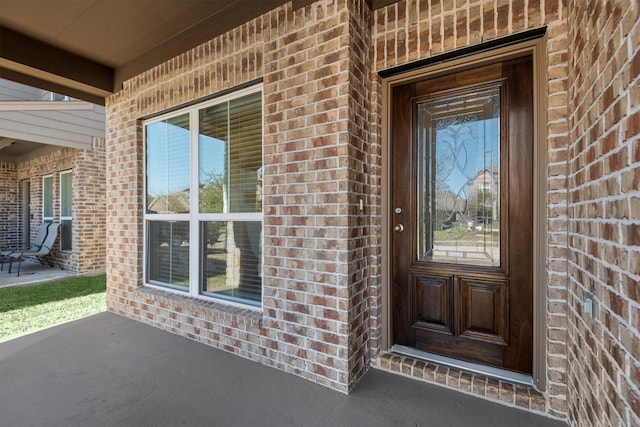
106 0 374 392
345 0 373 388
370 0 570 418
262 0 364 389
103 0 639 422
75 138 107 273
567 1 640 426
15 142 106 273
17 148 74 270
0 162 19 250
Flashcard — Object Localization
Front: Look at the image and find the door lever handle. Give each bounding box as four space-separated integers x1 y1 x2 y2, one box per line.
393 224 404 232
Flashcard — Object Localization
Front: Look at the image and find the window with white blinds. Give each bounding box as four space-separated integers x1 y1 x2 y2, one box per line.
146 114 190 214
144 84 263 307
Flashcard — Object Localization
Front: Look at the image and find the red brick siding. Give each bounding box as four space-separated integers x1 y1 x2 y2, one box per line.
0 162 19 250
17 148 75 270
346 0 373 388
14 142 106 273
567 1 640 426
103 0 640 422
75 138 107 272
106 0 374 393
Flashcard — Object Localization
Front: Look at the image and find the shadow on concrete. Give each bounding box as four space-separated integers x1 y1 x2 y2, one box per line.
0 312 567 427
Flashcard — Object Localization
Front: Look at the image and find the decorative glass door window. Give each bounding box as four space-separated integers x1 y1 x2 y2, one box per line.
417 87 501 267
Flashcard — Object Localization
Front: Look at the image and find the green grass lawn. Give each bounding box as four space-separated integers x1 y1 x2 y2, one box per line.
0 274 106 343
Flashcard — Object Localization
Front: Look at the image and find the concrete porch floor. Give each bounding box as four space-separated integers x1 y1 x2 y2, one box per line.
0 259 75 288
0 312 566 427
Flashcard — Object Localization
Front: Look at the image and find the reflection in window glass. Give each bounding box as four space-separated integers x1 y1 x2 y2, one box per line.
60 171 73 251
201 221 262 304
147 221 190 289
42 175 53 221
144 87 263 306
146 115 191 214
417 88 501 266
199 91 263 214
199 103 227 213
228 93 263 213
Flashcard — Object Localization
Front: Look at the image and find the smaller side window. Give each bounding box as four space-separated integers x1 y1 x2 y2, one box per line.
60 170 73 252
42 175 53 223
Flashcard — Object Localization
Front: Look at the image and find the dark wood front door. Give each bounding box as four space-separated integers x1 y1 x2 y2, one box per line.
391 56 534 374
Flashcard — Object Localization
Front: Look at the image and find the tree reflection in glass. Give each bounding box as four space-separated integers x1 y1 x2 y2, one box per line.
417 88 501 267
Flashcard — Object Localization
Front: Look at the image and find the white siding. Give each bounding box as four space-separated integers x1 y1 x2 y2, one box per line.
0 79 41 101
0 79 105 149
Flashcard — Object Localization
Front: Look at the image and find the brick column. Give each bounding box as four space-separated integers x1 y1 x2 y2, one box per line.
0 162 19 250
567 1 640 426
261 0 372 391
74 137 107 273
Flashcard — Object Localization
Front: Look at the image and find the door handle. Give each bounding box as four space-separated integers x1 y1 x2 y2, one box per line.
393 224 404 232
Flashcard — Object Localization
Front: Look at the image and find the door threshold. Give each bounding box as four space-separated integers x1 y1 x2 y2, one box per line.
391 345 534 387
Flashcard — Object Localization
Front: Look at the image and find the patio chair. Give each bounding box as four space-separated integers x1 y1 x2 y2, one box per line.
0 222 52 271
8 222 60 277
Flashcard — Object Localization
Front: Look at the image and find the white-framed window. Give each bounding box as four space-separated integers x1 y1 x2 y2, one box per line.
51 93 70 101
60 170 73 252
42 174 53 223
144 84 263 307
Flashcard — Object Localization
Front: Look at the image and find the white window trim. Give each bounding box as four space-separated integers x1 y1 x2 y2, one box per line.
60 169 73 252
143 83 264 309
42 174 53 222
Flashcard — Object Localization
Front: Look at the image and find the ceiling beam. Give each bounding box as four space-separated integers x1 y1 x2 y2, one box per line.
0 26 113 104
0 0 400 102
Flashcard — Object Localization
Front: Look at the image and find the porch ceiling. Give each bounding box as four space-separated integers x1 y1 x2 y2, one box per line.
0 0 290 104
0 137 38 155
0 138 67 163
0 0 400 105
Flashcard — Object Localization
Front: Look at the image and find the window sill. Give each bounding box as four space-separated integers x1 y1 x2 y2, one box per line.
136 286 263 321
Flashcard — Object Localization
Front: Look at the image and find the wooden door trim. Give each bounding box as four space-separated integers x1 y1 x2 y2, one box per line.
380 37 548 390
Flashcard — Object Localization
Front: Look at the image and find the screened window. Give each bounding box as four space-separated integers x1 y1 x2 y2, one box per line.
42 175 53 223
60 170 73 251
144 86 263 306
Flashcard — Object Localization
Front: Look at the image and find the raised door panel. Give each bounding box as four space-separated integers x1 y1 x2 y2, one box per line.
411 274 454 335
459 277 509 345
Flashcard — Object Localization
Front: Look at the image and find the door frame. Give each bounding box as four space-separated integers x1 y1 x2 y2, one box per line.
380 37 548 390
